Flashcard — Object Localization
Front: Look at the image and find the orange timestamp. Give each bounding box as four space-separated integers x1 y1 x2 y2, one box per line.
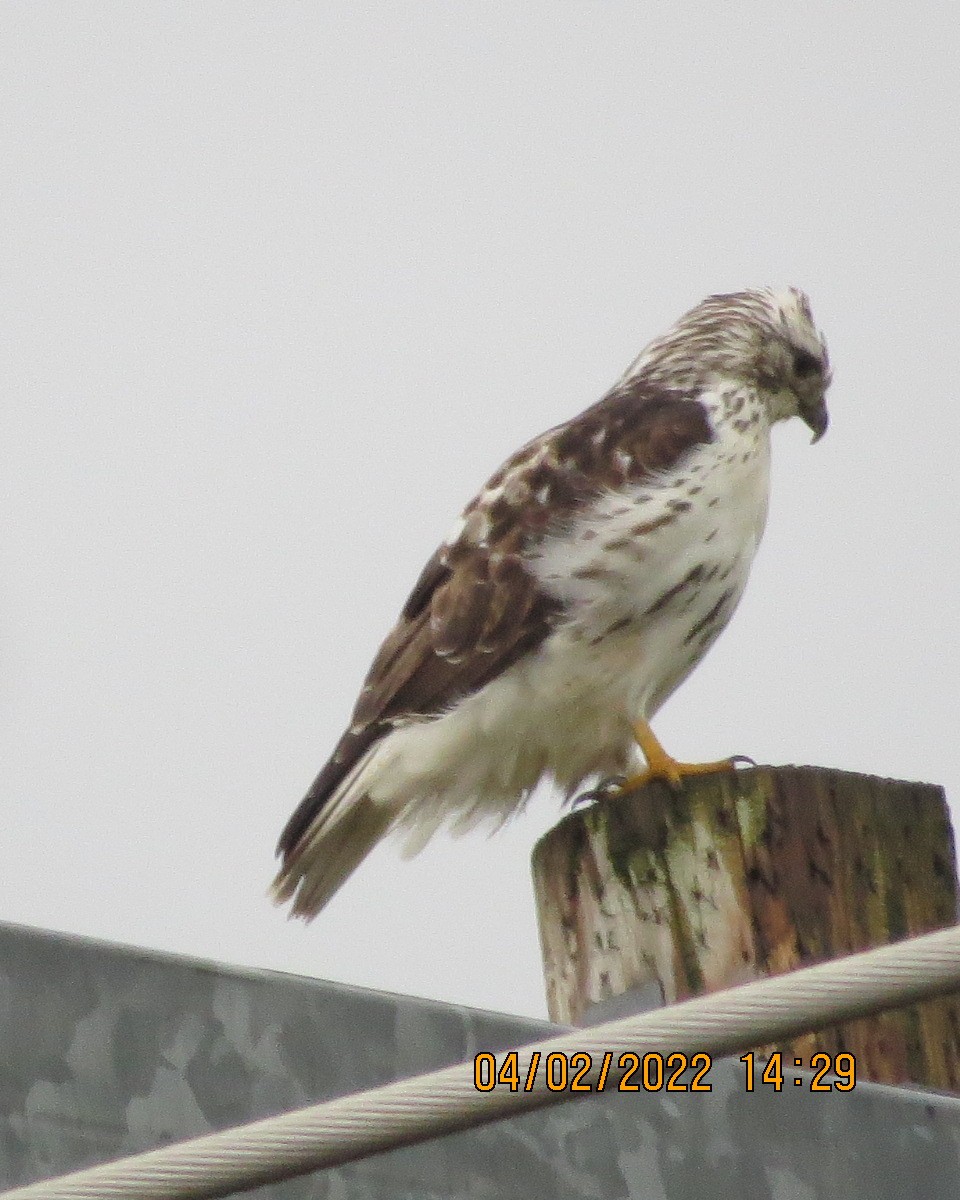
473 1050 714 1093
740 1051 857 1091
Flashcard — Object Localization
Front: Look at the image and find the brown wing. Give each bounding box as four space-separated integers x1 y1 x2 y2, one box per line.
277 382 713 859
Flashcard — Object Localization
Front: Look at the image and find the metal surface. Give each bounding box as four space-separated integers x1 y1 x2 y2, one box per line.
2 920 960 1198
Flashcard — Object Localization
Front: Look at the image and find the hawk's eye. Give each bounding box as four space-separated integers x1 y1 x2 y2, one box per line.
792 348 821 379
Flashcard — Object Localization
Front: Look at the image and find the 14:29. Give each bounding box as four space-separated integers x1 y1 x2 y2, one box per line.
740 1050 856 1091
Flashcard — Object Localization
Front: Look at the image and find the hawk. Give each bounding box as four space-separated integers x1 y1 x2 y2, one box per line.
274 287 831 917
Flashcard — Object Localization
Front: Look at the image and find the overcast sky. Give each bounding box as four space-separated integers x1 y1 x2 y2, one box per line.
3 2 959 1021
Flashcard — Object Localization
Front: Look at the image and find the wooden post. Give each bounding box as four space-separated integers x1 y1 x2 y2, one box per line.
532 765 960 1090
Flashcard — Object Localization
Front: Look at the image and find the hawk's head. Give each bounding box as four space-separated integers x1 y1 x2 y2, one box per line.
630 286 831 441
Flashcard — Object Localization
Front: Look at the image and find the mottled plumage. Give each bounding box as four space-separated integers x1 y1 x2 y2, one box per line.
274 287 831 917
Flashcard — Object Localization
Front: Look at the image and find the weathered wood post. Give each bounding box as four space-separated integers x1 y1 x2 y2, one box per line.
532 766 960 1089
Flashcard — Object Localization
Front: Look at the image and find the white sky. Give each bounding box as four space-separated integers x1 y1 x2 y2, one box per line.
3 2 959 1021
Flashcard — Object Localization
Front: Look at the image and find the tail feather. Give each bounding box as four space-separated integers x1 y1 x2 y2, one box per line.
271 790 394 918
276 724 384 861
272 741 397 918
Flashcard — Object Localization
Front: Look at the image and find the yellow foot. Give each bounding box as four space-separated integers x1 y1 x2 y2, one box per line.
619 719 751 792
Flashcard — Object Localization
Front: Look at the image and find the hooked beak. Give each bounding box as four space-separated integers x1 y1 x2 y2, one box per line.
801 396 829 443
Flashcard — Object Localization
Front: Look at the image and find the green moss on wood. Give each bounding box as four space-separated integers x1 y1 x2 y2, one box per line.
533 765 960 1089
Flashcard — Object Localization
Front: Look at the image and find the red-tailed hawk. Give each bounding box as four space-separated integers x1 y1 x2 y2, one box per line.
274 288 831 917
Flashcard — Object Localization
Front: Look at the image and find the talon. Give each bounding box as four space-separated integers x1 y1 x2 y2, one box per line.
572 776 625 808
615 719 745 794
